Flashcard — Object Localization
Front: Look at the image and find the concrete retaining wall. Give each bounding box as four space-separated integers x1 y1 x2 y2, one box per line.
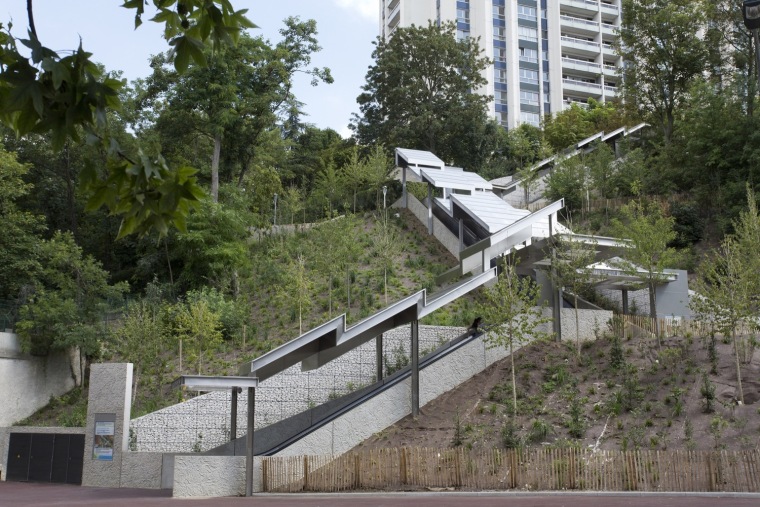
399 195 460 259
172 455 264 497
560 308 613 343
0 332 79 427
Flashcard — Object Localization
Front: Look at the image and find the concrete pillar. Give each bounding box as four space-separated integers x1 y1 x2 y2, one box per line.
411 320 419 418
427 184 433 234
231 388 238 441
622 289 629 315
376 334 384 382
458 219 464 253
245 387 255 497
402 166 407 208
81 363 133 488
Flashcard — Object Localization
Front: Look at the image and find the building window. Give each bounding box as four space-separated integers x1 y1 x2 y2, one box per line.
457 8 469 22
520 111 541 127
519 68 539 84
457 29 470 41
520 90 539 106
518 26 538 41
495 90 509 104
497 111 509 127
519 47 538 63
517 5 537 21
494 47 507 62
495 68 508 83
492 5 505 20
494 26 506 41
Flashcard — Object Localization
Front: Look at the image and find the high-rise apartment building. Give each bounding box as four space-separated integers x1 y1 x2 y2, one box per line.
379 0 622 129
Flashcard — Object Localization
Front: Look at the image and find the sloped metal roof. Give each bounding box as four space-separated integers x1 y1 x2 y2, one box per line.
395 148 445 170
420 168 493 192
450 193 529 233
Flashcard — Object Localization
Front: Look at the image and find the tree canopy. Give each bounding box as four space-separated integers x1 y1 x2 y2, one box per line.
351 22 497 168
1 1 254 237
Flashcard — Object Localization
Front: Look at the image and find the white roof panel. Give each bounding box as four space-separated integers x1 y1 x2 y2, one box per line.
395 148 445 170
451 193 529 233
420 168 493 192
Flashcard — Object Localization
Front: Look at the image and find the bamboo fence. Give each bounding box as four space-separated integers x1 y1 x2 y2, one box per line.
262 447 760 493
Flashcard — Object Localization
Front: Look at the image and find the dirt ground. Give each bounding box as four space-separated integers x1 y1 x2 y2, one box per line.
354 325 760 453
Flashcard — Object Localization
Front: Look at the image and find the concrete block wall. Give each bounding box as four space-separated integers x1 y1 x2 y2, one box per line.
0 332 79 427
559 308 614 343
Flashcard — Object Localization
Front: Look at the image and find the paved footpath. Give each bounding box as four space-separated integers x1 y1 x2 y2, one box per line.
2 482 760 507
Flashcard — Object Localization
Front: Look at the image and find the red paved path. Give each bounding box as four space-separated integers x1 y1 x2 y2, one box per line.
2 482 759 507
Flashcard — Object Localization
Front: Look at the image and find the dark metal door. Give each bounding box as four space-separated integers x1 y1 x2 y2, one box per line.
6 433 31 482
5 433 84 485
28 433 54 482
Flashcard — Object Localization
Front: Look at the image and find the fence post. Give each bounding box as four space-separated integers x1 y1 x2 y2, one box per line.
262 459 268 492
400 448 407 485
354 454 361 490
303 456 309 491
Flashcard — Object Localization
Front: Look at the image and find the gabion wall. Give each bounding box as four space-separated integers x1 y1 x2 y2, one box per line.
129 325 465 453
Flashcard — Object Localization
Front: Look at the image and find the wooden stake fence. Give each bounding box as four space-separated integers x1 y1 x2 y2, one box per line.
613 315 757 342
262 447 760 493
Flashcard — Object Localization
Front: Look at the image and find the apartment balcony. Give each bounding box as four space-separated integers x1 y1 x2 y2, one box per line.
600 1 620 15
563 77 603 96
564 99 591 110
560 0 600 16
604 84 619 96
562 57 601 76
560 14 599 36
387 0 400 15
561 35 601 57
602 42 617 57
601 22 618 36
388 10 400 31
603 63 619 77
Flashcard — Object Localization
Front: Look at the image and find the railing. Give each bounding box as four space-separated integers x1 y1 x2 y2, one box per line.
519 55 539 63
561 36 600 49
561 0 601 10
563 78 602 91
263 447 760 493
562 57 601 71
601 1 620 12
560 15 599 29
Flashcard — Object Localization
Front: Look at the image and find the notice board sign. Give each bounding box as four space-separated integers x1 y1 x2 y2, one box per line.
92 413 116 461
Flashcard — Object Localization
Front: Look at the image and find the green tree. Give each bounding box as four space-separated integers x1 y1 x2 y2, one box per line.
551 235 597 358
140 21 331 202
0 147 44 300
114 300 168 404
1 1 254 237
618 0 709 143
16 232 127 362
477 261 551 415
372 218 402 304
610 201 682 339
691 187 760 405
173 298 223 375
352 22 493 167
278 254 314 335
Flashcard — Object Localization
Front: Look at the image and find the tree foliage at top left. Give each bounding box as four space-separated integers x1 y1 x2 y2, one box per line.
0 1 254 238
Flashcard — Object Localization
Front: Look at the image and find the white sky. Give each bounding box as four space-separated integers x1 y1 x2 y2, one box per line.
3 0 379 137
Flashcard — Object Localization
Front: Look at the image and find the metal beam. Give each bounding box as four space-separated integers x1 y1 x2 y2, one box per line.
245 387 255 497
411 320 419 418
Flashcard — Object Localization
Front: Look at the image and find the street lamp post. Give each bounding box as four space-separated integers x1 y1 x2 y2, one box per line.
382 185 388 222
743 0 760 79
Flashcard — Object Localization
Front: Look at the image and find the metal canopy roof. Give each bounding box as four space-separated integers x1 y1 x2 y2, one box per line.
172 375 259 391
238 269 497 382
450 193 528 233
395 148 445 170
420 168 492 192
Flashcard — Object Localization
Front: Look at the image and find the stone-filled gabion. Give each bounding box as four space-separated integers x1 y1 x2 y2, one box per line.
129 325 465 453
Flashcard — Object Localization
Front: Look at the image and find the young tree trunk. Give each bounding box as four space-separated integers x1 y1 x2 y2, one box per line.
574 294 580 358
211 133 221 203
648 280 660 346
732 329 745 405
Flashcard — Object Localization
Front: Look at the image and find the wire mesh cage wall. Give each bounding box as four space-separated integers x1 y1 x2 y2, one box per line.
129 325 465 453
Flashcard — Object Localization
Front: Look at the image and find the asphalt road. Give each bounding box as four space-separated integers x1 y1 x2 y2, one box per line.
2 482 760 507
